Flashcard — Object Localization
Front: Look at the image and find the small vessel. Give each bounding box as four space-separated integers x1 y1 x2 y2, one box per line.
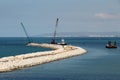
58 38 67 45
106 41 117 48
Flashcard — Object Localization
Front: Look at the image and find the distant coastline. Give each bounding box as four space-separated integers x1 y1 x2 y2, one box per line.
35 32 120 37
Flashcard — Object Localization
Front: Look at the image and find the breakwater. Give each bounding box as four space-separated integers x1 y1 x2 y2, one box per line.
0 43 87 73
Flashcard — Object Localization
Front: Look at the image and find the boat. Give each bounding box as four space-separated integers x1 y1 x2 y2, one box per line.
106 41 117 48
58 38 67 45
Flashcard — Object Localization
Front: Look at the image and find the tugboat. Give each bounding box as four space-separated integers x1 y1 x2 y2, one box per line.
58 38 67 45
106 41 117 48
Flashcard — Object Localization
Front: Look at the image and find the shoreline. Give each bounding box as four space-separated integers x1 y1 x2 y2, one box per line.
0 43 87 73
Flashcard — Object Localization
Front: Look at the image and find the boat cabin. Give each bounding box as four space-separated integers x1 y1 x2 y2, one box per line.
106 41 117 48
58 39 67 45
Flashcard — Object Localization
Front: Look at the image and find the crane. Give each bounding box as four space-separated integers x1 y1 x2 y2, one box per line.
20 22 31 43
51 18 59 44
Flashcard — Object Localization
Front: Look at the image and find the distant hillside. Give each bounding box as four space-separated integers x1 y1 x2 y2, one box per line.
35 32 120 37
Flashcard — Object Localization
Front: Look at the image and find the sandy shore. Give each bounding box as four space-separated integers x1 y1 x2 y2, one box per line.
0 43 87 73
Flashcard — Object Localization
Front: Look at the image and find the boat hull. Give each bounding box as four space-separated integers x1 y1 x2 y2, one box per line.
106 46 117 48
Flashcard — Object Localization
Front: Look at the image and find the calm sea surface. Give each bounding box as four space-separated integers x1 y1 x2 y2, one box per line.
0 37 120 80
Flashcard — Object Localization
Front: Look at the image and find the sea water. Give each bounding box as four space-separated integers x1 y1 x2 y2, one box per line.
0 37 120 80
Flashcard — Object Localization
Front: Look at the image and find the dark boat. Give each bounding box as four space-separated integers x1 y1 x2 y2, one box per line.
106 41 117 48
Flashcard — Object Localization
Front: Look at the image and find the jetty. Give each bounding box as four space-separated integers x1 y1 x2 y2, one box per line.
0 43 87 73
0 18 87 73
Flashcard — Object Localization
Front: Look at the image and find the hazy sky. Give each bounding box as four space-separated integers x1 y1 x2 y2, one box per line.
0 0 120 37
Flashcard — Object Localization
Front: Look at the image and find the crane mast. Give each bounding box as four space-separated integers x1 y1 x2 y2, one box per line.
51 18 59 44
20 22 31 43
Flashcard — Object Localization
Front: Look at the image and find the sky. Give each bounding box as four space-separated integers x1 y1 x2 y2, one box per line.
0 0 120 37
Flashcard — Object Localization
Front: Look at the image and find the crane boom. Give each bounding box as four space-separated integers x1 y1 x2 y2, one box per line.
51 18 59 44
54 18 59 40
20 22 31 43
